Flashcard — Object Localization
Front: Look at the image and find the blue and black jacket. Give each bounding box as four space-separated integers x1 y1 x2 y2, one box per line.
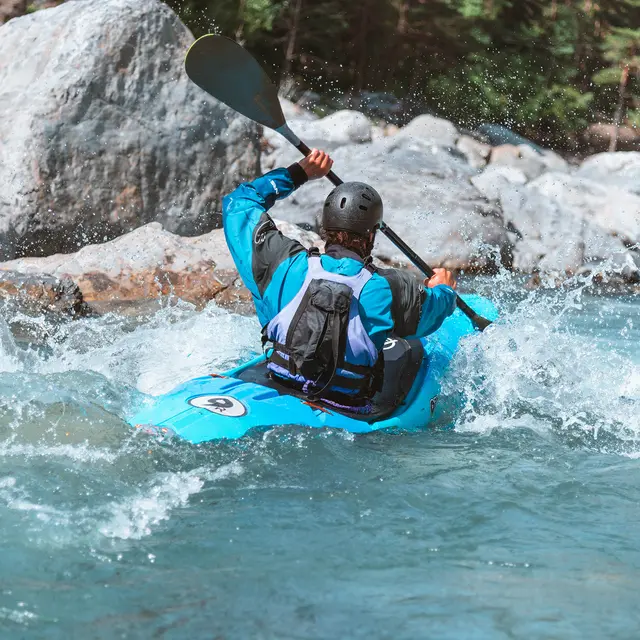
222 164 457 352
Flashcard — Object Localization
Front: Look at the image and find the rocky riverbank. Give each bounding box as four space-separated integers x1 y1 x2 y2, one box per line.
0 0 638 318
263 107 640 285
0 219 323 317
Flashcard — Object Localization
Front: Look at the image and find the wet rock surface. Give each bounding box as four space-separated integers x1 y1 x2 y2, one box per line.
0 0 259 261
0 220 323 315
576 152 640 196
0 270 88 317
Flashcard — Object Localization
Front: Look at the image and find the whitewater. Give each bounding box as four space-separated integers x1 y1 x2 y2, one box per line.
0 272 639 638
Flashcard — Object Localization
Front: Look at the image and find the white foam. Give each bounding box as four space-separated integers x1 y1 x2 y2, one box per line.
0 607 37 625
0 441 121 463
37 302 261 395
98 461 243 540
0 316 24 373
443 275 640 444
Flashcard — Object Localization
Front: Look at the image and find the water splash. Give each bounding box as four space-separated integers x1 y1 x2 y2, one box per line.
98 461 243 540
446 268 640 454
0 273 638 560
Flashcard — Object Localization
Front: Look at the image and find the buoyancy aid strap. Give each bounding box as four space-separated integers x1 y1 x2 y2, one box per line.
267 346 369 391
363 255 377 274
337 360 373 375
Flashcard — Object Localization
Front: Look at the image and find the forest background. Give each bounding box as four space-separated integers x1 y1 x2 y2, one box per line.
165 0 639 151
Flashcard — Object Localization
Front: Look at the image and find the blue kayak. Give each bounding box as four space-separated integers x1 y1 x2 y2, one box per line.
129 294 497 443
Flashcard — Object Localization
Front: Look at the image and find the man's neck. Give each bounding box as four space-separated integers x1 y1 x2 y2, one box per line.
324 244 366 263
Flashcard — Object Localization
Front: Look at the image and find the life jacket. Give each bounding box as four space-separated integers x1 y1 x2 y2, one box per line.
262 248 384 405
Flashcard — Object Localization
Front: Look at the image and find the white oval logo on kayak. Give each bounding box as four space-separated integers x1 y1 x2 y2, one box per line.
188 395 247 417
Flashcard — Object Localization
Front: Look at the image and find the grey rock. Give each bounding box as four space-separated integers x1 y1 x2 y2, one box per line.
476 123 542 151
488 145 548 181
493 176 640 280
456 135 491 169
530 173 640 245
0 218 322 314
272 136 507 271
0 269 88 316
267 108 370 150
471 166 528 201
537 148 569 173
394 114 459 149
0 0 260 261
577 152 640 196
262 109 372 172
296 109 372 147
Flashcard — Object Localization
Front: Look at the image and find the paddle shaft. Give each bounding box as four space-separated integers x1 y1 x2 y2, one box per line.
295 142 491 331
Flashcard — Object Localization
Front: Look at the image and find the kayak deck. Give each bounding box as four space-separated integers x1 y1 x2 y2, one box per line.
128 294 497 443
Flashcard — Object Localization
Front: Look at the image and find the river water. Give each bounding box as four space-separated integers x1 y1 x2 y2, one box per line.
0 275 638 639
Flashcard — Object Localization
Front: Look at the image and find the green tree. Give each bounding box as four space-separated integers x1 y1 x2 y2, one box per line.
593 25 640 149
167 0 640 150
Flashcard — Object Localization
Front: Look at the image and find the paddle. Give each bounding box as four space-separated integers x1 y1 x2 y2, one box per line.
185 34 493 331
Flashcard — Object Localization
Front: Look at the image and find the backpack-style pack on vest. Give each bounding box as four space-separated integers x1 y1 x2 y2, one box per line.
262 249 383 403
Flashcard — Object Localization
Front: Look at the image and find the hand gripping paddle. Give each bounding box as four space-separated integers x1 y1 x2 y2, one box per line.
185 34 493 331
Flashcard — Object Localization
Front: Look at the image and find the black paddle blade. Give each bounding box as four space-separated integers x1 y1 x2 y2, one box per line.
185 34 285 131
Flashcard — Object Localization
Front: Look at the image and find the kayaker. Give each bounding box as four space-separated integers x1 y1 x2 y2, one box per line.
222 149 457 412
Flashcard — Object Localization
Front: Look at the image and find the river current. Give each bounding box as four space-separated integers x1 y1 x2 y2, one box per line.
0 274 638 639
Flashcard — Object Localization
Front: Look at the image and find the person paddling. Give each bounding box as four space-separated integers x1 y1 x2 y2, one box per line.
222 149 458 412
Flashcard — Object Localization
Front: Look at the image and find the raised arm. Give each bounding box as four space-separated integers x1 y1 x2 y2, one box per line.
222 150 334 304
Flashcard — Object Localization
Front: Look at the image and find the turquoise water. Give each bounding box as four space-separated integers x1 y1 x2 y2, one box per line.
0 279 639 638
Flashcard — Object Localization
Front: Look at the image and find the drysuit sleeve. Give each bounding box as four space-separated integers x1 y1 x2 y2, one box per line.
414 285 458 337
377 268 457 338
222 164 309 300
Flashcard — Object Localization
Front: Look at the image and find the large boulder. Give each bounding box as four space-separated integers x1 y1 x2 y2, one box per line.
271 136 507 271
576 152 640 196
393 114 459 149
530 173 640 246
0 0 260 261
0 0 25 23
0 219 323 314
472 165 640 281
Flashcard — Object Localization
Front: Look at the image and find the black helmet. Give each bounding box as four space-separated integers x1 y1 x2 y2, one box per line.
322 182 383 236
